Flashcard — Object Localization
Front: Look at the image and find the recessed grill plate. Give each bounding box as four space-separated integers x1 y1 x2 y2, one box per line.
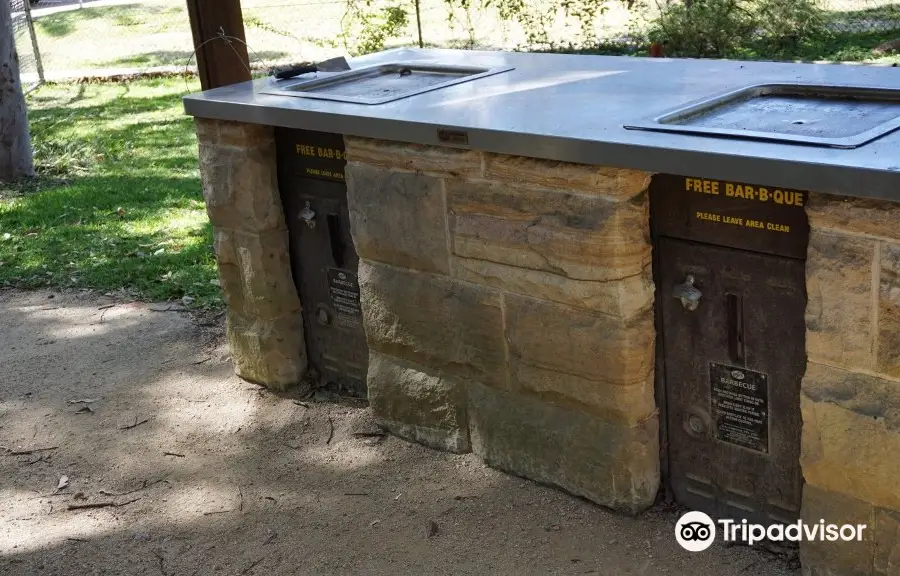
261 62 514 105
625 83 900 149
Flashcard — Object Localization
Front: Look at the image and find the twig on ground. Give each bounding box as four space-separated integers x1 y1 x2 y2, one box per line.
202 509 232 516
344 492 368 496
239 485 244 512
163 452 185 458
352 432 385 438
292 400 309 408
191 357 211 365
119 417 150 430
67 497 140 511
66 537 88 542
326 416 334 445
6 446 58 455
153 549 170 576
29 492 71 500
98 304 115 323
241 558 264 575
100 478 169 497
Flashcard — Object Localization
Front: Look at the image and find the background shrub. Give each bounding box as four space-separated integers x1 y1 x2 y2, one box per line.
647 0 829 59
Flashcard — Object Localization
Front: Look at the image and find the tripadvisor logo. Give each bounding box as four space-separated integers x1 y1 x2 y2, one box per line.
675 511 717 552
675 511 867 552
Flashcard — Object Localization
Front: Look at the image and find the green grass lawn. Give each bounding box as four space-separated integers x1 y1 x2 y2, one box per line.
23 0 900 73
2 1 897 313
0 78 222 309
29 0 352 73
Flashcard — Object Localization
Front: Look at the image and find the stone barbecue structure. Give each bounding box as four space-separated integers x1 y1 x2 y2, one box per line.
186 49 900 575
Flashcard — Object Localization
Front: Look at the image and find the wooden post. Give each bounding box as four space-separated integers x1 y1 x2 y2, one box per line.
185 0 251 91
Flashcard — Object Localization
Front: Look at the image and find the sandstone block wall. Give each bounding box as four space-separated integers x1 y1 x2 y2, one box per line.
801 193 900 576
193 118 900 573
345 137 659 514
195 119 305 390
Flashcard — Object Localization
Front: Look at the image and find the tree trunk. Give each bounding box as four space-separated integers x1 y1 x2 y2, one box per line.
0 0 35 181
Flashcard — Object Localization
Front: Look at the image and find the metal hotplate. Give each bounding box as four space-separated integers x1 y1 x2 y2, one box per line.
625 83 900 149
261 62 514 105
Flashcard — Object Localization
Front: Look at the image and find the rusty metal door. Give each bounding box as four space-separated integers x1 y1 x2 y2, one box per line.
276 128 368 397
657 237 805 525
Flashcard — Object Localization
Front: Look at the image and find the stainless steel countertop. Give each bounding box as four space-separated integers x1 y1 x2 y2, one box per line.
182 48 900 200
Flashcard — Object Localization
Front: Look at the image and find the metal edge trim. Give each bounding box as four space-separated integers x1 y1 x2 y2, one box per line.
182 98 900 201
623 119 900 150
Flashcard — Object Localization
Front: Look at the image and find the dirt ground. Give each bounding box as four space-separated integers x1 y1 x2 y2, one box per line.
0 288 801 576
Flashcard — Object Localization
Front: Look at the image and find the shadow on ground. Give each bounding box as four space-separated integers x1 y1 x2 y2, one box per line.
0 289 800 575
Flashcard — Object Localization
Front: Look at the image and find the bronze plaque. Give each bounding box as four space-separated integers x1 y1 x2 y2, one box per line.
651 174 809 259
438 128 469 145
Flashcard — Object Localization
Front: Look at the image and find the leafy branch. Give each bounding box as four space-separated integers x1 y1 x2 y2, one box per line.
339 0 410 56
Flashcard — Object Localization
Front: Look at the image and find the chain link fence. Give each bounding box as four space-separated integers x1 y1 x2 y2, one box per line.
10 0 44 92
7 0 900 83
821 0 900 32
173 0 900 64
246 0 900 63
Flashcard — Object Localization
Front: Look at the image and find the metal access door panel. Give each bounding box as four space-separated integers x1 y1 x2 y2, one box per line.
277 128 368 397
281 191 367 396
659 237 805 526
